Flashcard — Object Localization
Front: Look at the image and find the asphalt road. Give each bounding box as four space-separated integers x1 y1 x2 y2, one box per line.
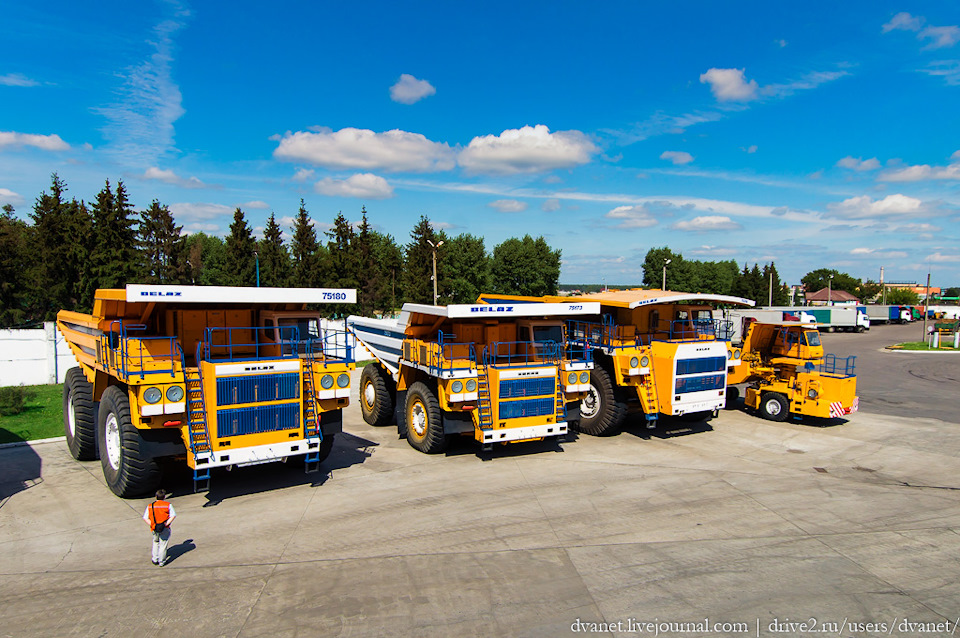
819 321 960 423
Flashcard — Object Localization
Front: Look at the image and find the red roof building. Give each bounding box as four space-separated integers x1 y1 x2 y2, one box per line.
804 287 859 305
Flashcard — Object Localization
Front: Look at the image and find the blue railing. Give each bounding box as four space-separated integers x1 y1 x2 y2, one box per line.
482 341 562 366
654 319 717 342
99 321 181 380
199 325 355 363
821 354 856 377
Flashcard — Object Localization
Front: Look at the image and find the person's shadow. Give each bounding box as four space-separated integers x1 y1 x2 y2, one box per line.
164 538 196 565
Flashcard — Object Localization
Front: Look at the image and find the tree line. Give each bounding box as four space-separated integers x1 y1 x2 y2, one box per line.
0 174 562 326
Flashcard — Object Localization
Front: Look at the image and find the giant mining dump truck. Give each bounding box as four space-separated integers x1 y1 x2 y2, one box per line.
57 284 356 497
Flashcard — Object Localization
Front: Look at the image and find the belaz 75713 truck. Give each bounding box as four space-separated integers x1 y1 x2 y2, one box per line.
348 301 598 453
57 285 356 497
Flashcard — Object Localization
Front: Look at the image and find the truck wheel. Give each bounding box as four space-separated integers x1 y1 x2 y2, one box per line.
404 382 446 454
759 392 790 422
97 386 161 497
576 367 626 436
317 433 335 464
360 364 394 426
724 386 740 409
63 367 98 461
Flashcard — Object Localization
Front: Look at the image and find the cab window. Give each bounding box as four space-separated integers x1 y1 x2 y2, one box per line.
532 324 563 343
803 331 821 347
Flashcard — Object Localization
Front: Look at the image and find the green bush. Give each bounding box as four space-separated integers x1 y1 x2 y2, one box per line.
0 386 35 416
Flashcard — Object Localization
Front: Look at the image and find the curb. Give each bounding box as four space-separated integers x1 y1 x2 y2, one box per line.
0 436 66 449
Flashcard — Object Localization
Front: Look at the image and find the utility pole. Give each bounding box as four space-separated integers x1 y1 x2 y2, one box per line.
922 271 931 342
828 274 834 306
253 250 260 287
662 258 671 291
768 269 773 307
427 239 444 305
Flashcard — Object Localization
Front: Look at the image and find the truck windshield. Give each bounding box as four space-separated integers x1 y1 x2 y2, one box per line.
278 317 320 340
803 331 821 347
533 325 563 344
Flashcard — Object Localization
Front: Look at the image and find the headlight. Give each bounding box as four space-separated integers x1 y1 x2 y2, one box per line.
579 371 589 383
567 372 578 384
452 380 464 393
640 356 650 367
727 350 733 360
143 387 162 404
807 389 818 399
166 386 184 402
734 349 741 360
337 373 350 388
466 379 477 392
630 356 639 368
321 375 334 389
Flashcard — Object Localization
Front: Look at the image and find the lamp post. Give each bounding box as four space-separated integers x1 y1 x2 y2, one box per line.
827 273 833 306
662 258 671 291
427 239 444 305
253 250 260 287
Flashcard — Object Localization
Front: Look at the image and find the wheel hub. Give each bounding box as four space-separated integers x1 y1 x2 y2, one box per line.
765 399 783 416
104 413 122 471
581 384 601 419
410 402 426 436
67 392 76 437
363 381 375 408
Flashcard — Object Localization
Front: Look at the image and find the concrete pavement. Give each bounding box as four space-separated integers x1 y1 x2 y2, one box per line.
3 356 960 637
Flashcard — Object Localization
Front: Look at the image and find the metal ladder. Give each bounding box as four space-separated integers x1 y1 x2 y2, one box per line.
301 350 323 474
476 365 494 446
554 376 566 423
636 356 660 429
184 366 213 492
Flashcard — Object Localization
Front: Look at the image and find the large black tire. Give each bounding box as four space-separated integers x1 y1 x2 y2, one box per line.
97 385 161 497
759 392 790 422
359 364 394 426
63 367 98 461
724 385 740 409
576 367 627 436
404 381 446 454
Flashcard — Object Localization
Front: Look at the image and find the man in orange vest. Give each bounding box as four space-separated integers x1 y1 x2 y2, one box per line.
143 489 177 566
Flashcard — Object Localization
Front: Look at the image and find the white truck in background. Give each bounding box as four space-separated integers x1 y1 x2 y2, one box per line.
721 308 815 343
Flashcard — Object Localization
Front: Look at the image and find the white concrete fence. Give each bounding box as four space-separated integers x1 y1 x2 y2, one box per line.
1 323 78 387
1 321 373 388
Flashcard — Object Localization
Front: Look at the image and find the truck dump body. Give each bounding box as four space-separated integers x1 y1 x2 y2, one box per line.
478 290 754 435
57 285 356 496
348 302 597 453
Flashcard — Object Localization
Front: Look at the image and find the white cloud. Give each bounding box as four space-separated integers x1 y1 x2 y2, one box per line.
274 127 456 173
241 200 270 210
0 73 38 87
488 199 528 213
920 60 960 85
292 168 315 182
169 202 233 234
660 150 694 165
896 223 941 233
604 205 658 229
927 252 960 263
743 145 758 154
671 215 742 231
142 166 206 189
837 156 881 171
883 12 924 33
389 74 436 104
760 70 849 98
776 39 788 48
96 4 188 164
883 12 960 50
880 152 960 181
688 245 739 257
699 68 758 102
458 125 597 174
921 25 960 49
541 198 561 212
314 173 394 199
0 131 69 151
827 194 925 219
0 187 24 205
849 247 908 259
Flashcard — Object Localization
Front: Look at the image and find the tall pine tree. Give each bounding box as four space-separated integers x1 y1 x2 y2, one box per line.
402 215 442 304
258 212 291 287
224 208 257 286
86 180 139 305
290 199 320 288
138 200 184 284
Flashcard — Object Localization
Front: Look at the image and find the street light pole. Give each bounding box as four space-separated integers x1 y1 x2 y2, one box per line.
828 274 833 306
662 258 671 291
427 239 444 305
253 250 260 287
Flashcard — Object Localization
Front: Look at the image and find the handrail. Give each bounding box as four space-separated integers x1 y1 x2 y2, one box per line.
482 340 562 366
821 353 856 377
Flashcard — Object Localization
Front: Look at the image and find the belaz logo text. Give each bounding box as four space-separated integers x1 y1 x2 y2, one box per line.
243 365 275 372
471 306 514 313
140 291 182 297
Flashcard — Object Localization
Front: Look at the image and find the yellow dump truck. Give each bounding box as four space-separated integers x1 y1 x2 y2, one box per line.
725 320 858 421
478 290 754 434
347 302 597 453
57 284 356 496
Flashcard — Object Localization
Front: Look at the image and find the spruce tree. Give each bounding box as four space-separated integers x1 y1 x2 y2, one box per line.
355 208 377 316
138 200 184 284
86 180 139 304
0 204 31 326
290 199 320 288
258 212 291 287
224 208 257 286
325 211 359 316
402 215 441 304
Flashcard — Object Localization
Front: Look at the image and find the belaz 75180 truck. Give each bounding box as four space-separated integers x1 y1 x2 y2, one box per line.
57 285 356 497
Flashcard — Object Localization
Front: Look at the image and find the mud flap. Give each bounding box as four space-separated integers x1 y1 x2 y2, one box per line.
394 389 408 438
441 411 474 435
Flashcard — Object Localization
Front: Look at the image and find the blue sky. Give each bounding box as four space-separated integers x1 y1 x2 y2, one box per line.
2 1 958 286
